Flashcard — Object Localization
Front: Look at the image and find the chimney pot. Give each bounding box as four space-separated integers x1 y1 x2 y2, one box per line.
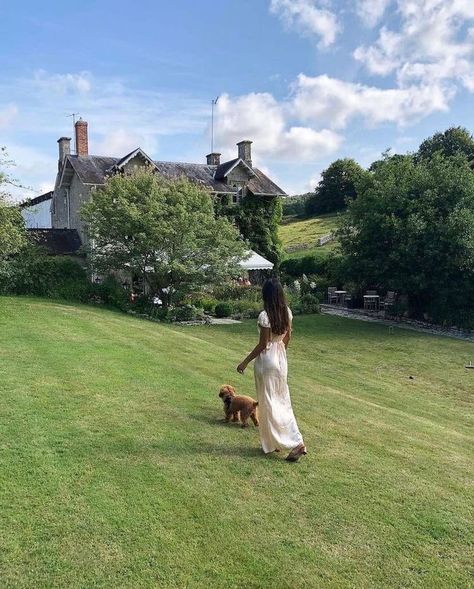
206 152 221 166
75 118 89 156
237 140 252 167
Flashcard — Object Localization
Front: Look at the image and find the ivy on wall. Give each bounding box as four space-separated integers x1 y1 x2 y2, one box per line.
214 192 283 266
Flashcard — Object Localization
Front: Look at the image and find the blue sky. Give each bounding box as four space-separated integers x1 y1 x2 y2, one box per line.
1 0 473 199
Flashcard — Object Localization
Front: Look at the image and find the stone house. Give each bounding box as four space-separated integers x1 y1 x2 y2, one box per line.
50 119 286 249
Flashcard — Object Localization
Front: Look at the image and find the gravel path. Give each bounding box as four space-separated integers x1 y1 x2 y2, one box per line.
320 305 474 342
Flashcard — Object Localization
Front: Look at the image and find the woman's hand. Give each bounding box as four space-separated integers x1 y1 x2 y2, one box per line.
237 361 248 374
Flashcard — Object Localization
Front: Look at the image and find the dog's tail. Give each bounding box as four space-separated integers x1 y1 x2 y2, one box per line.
253 401 258 407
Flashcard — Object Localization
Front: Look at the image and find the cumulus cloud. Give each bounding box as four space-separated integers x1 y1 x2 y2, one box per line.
214 93 343 163
270 0 340 47
356 0 392 27
292 74 452 128
354 0 474 92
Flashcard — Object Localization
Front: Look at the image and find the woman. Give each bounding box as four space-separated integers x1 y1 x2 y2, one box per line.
237 278 307 462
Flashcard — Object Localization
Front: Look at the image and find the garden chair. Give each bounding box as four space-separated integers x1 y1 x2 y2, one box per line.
327 287 338 304
380 291 397 310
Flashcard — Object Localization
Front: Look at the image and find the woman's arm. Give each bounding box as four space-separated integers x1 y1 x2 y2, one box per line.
283 322 292 349
237 327 270 373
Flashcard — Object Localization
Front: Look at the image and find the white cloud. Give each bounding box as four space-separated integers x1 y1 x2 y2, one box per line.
292 74 452 128
353 27 401 75
354 0 474 92
214 92 343 163
33 70 92 94
270 0 340 47
95 129 158 157
0 104 19 129
356 0 392 26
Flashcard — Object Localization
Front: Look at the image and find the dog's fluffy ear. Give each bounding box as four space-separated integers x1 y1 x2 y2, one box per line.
219 384 235 398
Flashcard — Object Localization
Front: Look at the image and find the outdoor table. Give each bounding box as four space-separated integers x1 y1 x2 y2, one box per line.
363 294 380 310
335 290 347 305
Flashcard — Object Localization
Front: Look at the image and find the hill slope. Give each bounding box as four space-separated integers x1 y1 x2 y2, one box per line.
279 213 340 249
0 298 472 588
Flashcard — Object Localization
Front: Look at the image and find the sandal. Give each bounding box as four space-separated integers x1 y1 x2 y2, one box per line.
285 444 307 462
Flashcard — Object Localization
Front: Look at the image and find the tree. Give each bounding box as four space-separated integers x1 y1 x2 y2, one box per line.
81 168 248 305
305 158 367 216
0 147 26 262
338 152 474 326
415 127 474 166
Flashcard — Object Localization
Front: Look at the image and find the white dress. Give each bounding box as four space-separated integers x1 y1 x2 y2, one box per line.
254 308 304 454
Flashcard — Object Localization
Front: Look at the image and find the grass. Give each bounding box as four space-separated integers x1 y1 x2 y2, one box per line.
0 297 473 588
279 213 342 251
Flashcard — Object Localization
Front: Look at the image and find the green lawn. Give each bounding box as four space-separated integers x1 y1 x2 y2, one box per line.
279 213 341 251
0 297 473 588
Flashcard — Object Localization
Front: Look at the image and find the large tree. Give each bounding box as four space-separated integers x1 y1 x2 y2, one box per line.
81 168 248 305
338 152 474 326
305 158 367 216
0 147 26 262
415 126 474 165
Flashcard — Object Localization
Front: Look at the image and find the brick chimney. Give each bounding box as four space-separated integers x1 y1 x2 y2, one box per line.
206 152 221 166
57 137 71 167
75 118 89 156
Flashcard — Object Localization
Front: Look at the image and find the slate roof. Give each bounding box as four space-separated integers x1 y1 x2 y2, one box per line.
63 154 286 196
27 229 83 256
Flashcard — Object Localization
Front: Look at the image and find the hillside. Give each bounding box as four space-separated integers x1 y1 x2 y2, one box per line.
279 213 341 259
0 298 472 588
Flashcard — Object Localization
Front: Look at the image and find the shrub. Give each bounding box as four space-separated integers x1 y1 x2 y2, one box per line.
300 293 320 314
190 296 218 314
215 302 233 318
232 300 261 319
88 276 129 311
173 304 202 322
213 284 261 302
1 253 90 300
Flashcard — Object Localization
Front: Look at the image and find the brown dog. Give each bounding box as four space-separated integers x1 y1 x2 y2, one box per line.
218 384 259 428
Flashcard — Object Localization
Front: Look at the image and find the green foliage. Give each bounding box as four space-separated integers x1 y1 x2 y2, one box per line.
212 283 261 302
300 293 320 314
173 304 203 322
231 299 261 319
236 193 283 265
0 148 27 262
0 251 89 299
280 254 329 278
305 158 367 216
214 302 233 318
282 194 310 217
89 276 129 311
339 151 474 327
81 168 247 306
415 126 474 165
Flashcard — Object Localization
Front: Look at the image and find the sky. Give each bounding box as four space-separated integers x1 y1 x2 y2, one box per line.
1 0 473 199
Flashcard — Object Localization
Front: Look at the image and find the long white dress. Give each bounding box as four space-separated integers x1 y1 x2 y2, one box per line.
254 308 304 454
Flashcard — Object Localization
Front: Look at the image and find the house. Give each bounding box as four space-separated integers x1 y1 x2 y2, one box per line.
50 119 286 248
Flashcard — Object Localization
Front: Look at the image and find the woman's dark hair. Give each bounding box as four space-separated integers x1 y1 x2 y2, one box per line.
262 278 290 335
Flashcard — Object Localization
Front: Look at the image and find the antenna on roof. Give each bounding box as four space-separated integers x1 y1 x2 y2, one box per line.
67 113 80 153
211 97 219 154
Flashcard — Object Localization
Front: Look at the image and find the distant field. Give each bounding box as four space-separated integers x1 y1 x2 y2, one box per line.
279 213 341 250
0 297 473 588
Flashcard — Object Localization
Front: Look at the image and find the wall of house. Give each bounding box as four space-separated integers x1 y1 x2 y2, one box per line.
68 174 92 244
52 175 92 244
51 186 69 230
